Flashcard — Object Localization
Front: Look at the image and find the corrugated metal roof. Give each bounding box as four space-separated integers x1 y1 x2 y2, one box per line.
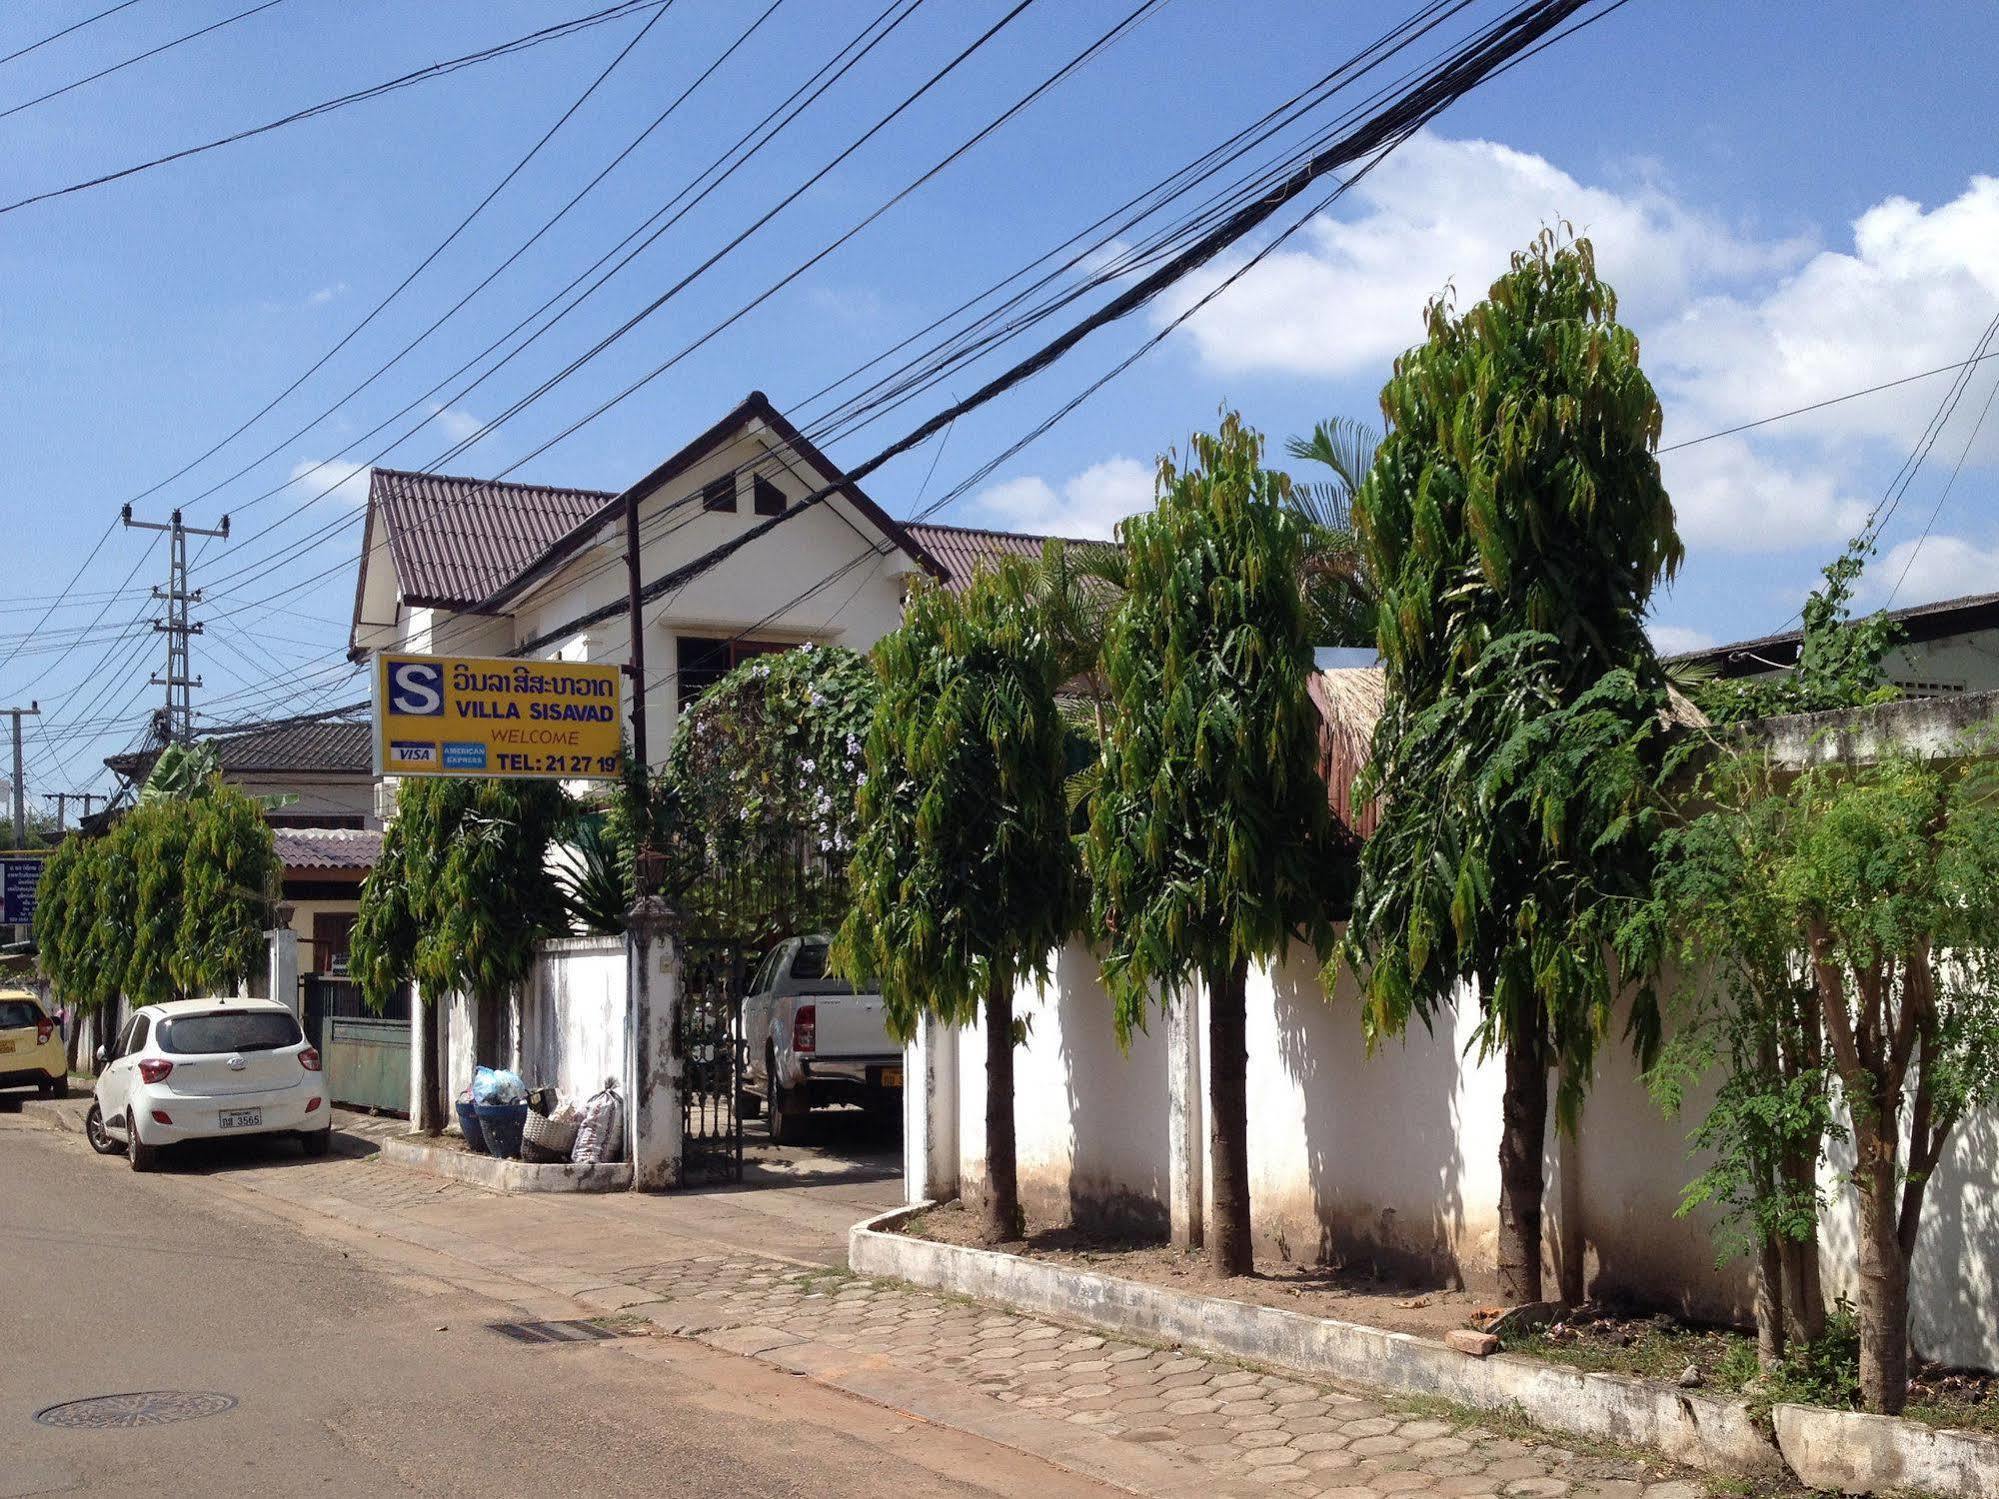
107 719 373 780
1669 587 1999 670
904 521 1103 592
273 827 383 872
371 467 615 609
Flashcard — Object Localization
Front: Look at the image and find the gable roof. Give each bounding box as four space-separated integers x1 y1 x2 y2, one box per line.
1671 588 1999 678
903 520 1112 592
351 393 945 652
273 825 383 874
106 717 372 782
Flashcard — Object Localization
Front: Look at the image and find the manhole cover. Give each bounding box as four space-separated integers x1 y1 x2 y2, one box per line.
35 1391 237 1430
486 1318 634 1345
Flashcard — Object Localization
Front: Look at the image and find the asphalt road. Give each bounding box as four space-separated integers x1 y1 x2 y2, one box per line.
0 1116 1114 1499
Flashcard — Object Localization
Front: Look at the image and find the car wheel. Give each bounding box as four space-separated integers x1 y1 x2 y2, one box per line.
127 1111 160 1173
48 1073 69 1099
299 1127 331 1157
768 1079 810 1145
85 1101 122 1155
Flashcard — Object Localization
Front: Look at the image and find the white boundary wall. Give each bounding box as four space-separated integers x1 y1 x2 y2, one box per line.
430 936 631 1114
912 938 1999 1371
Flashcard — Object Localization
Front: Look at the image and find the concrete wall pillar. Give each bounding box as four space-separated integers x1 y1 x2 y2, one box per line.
904 1012 960 1204
624 896 682 1189
266 927 299 1015
1168 983 1205 1250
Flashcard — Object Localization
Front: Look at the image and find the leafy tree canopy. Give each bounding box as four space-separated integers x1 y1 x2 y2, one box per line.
1086 411 1340 1037
836 559 1080 1036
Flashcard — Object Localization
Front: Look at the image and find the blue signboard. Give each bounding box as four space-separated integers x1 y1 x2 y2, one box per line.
3 856 45 924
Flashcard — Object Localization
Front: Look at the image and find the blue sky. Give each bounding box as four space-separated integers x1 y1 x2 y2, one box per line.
3 0 1997 798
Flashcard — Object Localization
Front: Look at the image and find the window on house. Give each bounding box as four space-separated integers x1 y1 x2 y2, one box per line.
702 475 737 512
752 475 786 517
675 635 795 715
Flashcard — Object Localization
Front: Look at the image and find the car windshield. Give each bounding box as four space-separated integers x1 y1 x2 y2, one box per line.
0 999 41 1029
157 1011 302 1055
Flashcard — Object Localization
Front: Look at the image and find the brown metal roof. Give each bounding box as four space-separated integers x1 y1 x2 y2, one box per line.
107 718 373 781
903 521 1109 592
273 826 383 873
369 467 615 610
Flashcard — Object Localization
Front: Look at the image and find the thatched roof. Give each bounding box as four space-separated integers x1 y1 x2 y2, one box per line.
1309 666 1709 841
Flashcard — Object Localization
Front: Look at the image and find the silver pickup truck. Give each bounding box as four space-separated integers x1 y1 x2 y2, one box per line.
740 935 901 1144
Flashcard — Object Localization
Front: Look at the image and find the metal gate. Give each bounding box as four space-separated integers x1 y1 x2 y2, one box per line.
303 976 411 1115
676 940 748 1185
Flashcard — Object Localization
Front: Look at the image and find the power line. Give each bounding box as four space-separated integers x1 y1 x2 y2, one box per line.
1884 357 1999 607
1657 347 1999 454
0 0 147 69
0 0 286 123
0 0 673 216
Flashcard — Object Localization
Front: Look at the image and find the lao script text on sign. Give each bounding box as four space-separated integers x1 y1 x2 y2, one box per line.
2 853 46 924
372 653 623 781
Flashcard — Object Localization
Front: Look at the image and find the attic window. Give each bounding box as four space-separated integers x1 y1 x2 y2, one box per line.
752 475 785 517
702 475 737 512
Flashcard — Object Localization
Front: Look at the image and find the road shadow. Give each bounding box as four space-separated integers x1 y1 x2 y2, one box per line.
694 1104 906 1195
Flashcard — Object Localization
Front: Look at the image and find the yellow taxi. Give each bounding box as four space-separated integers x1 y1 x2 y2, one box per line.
0 989 68 1097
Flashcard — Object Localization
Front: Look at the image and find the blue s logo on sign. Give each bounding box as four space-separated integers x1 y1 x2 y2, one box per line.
388 661 444 717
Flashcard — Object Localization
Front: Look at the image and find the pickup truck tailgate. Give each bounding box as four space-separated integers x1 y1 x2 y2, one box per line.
803 990 895 1059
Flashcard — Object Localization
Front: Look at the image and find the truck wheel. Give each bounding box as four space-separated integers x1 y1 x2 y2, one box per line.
735 1088 762 1121
768 1080 810 1145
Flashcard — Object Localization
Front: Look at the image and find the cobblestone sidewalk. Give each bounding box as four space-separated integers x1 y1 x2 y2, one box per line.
79 1120 1719 1499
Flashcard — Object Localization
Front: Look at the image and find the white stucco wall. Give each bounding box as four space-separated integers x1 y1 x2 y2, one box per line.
520 936 629 1105
931 944 1999 1371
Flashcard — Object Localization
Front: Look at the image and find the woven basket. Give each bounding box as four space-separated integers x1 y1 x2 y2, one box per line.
521 1109 580 1164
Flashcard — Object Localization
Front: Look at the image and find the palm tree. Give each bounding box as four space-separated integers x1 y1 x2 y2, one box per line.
1282 418 1379 649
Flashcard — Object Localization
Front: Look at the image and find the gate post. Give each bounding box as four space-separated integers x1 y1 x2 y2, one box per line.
267 924 300 1016
624 895 683 1189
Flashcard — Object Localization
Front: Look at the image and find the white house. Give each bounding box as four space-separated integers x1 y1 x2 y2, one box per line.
345 391 1046 768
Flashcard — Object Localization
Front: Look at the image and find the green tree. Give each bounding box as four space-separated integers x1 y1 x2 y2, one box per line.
1694 534 1901 725
836 560 1080 1242
1343 230 1685 1304
351 777 572 1128
1776 748 1999 1413
1647 753 1840 1368
1283 416 1379 647
1086 412 1340 1277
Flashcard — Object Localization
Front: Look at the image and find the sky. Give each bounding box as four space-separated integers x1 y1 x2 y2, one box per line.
2 0 1996 800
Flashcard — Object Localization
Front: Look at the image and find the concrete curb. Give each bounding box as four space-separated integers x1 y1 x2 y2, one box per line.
851 1204 1782 1480
382 1135 631 1193
1774 1402 1999 1499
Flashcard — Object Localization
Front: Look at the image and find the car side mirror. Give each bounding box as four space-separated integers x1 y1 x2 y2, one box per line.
95 1045 107 1065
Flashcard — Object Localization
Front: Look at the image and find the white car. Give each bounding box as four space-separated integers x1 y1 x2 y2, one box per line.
85 998 330 1171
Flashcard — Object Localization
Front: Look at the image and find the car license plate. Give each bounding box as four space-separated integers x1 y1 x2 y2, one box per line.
880 1067 902 1088
218 1108 261 1130
0 1038 15 1053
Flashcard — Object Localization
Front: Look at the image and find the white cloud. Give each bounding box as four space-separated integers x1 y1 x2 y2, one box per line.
1155 130 1804 380
1869 534 1999 607
1655 178 1999 453
287 457 369 508
427 402 484 445
307 282 348 306
1659 436 1870 552
974 456 1155 540
1647 623 1716 656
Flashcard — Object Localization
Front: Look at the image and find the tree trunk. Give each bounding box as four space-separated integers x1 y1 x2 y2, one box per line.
983 969 1021 1244
1757 1229 1786 1370
1207 957 1254 1279
1780 1147 1826 1348
415 1000 445 1136
1855 1118 1910 1414
1497 1033 1549 1305
471 990 504 1070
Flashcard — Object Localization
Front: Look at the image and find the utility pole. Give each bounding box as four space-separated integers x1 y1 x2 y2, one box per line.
43 790 100 834
623 491 652 896
1 701 39 846
123 506 228 745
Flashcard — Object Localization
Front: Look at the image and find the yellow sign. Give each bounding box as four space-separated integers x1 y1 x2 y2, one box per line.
372 652 624 781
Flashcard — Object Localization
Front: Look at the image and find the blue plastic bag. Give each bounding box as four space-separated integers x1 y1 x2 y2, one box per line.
471 1066 527 1105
